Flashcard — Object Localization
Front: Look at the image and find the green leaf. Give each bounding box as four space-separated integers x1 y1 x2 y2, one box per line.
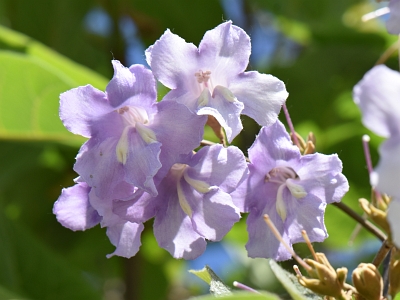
269 260 323 300
189 265 232 297
0 25 108 90
0 51 86 145
189 291 280 300
0 25 110 145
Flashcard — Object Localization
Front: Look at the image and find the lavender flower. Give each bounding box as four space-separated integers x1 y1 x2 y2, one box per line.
240 121 348 260
353 65 400 198
60 60 206 198
114 145 248 259
145 21 288 142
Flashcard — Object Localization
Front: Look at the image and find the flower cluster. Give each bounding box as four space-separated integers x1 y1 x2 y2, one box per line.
54 21 348 260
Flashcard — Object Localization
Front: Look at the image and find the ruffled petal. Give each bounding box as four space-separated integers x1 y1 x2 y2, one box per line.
53 182 101 231
248 121 300 169
229 72 287 126
60 85 110 138
297 153 349 204
106 221 144 258
198 21 251 81
387 0 400 34
353 65 400 138
145 29 199 90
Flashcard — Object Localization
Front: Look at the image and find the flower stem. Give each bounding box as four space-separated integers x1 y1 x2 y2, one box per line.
332 202 386 241
282 103 300 148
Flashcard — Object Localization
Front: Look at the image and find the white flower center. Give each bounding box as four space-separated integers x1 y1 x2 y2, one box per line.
194 70 237 107
115 106 157 164
265 166 307 221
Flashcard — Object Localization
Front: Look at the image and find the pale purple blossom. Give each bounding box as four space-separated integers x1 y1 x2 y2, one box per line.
145 21 288 142
239 121 348 260
60 60 206 198
114 145 248 260
353 65 400 198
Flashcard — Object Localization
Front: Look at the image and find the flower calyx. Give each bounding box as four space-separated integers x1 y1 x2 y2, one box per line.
296 252 351 299
359 198 391 236
352 263 383 300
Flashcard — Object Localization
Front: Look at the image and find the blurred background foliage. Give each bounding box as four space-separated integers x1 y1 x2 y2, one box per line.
0 0 395 299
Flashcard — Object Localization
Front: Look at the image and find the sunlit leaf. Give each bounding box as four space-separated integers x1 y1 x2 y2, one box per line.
0 51 86 145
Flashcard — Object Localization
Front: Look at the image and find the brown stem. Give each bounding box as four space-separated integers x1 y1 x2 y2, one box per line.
372 240 392 267
332 202 387 242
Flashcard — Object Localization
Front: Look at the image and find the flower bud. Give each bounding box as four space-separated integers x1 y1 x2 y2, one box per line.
352 263 383 300
297 253 348 299
359 198 390 234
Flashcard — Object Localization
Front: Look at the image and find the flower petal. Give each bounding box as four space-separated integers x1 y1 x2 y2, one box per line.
388 199 400 247
197 95 244 143
53 182 101 231
186 145 248 194
285 193 328 244
145 29 199 90
246 202 292 261
297 153 349 204
106 221 144 258
60 85 110 138
198 21 251 80
74 138 125 199
229 72 287 127
153 193 207 260
106 60 137 107
372 137 400 197
151 101 206 181
191 189 240 241
353 65 400 138
248 121 300 169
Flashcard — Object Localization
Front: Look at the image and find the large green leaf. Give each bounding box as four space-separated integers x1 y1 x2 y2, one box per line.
0 51 87 145
0 25 108 145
